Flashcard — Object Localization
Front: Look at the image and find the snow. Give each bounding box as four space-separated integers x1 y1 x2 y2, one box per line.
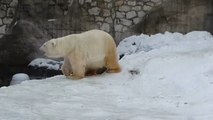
10 73 30 85
28 58 62 70
1 31 213 120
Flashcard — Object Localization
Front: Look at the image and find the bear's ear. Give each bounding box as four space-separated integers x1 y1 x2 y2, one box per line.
51 41 56 47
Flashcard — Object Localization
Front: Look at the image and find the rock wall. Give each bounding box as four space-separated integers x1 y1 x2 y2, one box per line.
0 0 17 38
0 0 166 42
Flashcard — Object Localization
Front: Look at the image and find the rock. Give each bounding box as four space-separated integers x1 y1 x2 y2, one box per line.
0 19 2 25
120 19 133 26
9 0 18 7
100 23 110 32
126 11 137 19
115 24 123 32
1 0 12 4
116 12 125 18
103 9 110 17
104 0 111 3
133 18 142 24
0 25 6 34
79 0 84 5
3 18 13 25
115 0 124 6
0 20 49 66
105 17 113 23
88 7 101 16
95 16 104 22
132 6 142 11
0 9 6 18
7 8 15 17
119 5 131 12
138 11 146 17
143 5 153 11
127 1 136 6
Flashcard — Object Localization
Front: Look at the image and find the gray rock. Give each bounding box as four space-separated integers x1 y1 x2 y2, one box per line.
9 0 18 7
96 17 104 22
3 18 13 25
126 11 137 19
127 1 136 6
103 9 111 17
115 24 123 32
132 6 142 11
7 8 15 17
105 17 113 23
143 5 153 11
79 0 84 5
116 12 125 18
119 5 131 12
133 18 142 24
0 20 49 66
0 25 6 34
0 10 6 18
138 11 146 17
100 23 110 32
88 7 101 16
0 19 3 25
120 19 132 26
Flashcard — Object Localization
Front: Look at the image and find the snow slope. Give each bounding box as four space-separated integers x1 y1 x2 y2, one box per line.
1 31 213 120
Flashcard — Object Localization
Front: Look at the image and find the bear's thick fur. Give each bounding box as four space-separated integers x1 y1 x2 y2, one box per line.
40 29 121 79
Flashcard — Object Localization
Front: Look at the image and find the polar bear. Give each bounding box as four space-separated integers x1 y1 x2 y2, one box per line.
40 29 121 79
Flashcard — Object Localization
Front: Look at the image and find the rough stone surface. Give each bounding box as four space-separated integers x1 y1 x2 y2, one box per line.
126 11 137 19
88 7 101 15
116 12 125 18
128 1 136 6
103 9 111 17
96 17 104 21
120 19 132 26
0 19 2 26
100 23 110 32
10 0 18 7
3 18 13 25
133 18 142 24
0 10 6 18
143 5 153 11
115 24 123 32
105 17 113 23
119 5 131 12
138 11 146 17
132 6 142 11
0 25 6 34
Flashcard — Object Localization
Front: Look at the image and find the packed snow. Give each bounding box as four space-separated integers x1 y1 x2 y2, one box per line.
28 58 63 70
10 73 30 85
1 31 213 120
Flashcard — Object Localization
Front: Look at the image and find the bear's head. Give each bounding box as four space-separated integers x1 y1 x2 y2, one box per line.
40 39 63 58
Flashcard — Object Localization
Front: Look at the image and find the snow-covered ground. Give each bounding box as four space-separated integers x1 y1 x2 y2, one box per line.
1 31 213 120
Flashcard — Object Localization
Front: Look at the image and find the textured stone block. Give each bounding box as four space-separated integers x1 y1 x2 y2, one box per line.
126 11 137 19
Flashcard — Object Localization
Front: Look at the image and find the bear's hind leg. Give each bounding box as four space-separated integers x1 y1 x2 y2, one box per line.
105 54 121 73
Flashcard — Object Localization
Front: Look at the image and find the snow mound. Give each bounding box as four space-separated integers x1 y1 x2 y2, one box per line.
0 31 213 120
117 31 213 57
28 58 63 70
10 73 30 85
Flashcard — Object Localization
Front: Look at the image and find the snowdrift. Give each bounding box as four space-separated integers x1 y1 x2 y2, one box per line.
0 31 213 120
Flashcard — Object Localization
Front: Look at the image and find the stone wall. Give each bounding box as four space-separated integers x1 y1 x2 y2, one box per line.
0 0 17 38
0 0 213 43
0 0 166 43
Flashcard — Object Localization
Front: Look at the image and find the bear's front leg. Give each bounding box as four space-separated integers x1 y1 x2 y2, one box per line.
61 57 73 77
68 54 86 80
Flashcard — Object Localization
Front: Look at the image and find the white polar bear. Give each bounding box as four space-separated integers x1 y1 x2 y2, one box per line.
40 29 121 79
